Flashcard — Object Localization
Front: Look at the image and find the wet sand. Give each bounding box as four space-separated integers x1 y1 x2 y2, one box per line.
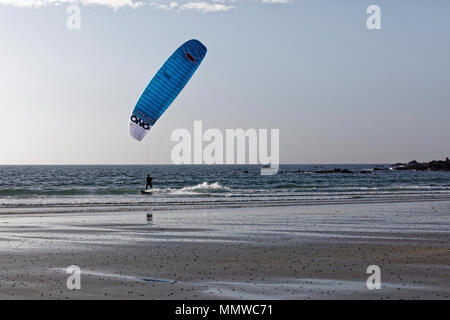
0 201 449 299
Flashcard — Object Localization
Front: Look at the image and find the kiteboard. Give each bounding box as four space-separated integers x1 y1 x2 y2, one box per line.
140 190 153 195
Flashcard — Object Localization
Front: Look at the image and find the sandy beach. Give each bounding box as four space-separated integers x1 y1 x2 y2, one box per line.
2 0 449 305
0 200 448 299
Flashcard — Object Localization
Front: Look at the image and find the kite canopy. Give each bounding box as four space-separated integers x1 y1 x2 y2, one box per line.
129 39 207 141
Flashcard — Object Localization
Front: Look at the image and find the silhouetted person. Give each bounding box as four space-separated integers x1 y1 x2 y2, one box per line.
146 174 153 190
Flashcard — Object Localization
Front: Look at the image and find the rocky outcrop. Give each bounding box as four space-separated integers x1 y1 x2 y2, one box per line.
315 168 354 174
274 158 450 175
391 158 450 171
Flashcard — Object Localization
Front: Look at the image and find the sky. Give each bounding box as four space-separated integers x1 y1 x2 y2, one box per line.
0 0 449 165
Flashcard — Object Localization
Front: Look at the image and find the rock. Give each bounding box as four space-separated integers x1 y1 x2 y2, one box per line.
392 158 450 171
313 168 353 174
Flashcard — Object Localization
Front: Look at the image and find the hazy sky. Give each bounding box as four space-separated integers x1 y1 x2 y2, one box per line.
0 0 449 164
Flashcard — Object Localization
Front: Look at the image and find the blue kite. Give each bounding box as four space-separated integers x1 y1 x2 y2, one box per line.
129 39 207 141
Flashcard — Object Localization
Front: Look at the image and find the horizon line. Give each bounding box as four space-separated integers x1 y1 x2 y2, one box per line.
0 162 398 166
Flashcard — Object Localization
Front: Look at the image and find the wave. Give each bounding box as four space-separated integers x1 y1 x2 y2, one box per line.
180 182 231 192
2 192 450 211
0 188 136 196
150 182 231 195
2 183 450 198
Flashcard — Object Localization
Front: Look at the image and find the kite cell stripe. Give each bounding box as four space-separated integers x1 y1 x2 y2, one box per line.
129 39 207 141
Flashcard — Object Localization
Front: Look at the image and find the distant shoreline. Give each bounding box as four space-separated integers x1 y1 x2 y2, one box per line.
0 158 449 171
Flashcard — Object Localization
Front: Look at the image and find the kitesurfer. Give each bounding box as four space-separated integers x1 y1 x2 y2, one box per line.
146 174 153 190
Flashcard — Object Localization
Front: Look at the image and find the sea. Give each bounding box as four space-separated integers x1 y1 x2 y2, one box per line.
1 164 450 209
